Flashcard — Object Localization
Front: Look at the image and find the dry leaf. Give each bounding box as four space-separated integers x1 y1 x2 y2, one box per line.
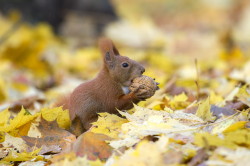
71 131 112 161
41 107 71 129
91 113 128 139
188 148 208 166
0 107 39 137
22 118 76 154
195 97 216 122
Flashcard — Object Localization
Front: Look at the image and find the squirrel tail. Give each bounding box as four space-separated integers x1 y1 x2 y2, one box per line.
53 94 70 110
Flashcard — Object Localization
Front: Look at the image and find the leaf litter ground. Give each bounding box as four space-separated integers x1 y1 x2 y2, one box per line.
0 11 250 166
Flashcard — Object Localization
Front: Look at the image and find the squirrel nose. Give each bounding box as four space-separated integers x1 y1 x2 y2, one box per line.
141 67 145 74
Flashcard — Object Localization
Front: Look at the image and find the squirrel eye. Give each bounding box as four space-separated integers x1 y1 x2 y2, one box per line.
122 63 129 68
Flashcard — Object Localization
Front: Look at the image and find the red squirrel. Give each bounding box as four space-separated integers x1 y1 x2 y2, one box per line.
57 38 148 133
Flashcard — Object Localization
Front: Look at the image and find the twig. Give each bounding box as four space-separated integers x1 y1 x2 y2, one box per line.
194 59 200 100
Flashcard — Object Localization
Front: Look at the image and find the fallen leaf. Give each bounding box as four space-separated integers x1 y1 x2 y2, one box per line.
223 121 248 133
41 107 71 129
50 153 103 166
236 85 250 107
206 147 250 166
110 105 203 149
1 148 44 162
22 118 76 154
163 150 184 165
0 148 9 159
1 133 28 152
209 91 224 105
0 109 10 126
110 138 169 166
211 118 236 134
195 129 250 149
195 97 216 122
8 96 45 112
71 131 112 161
169 92 190 110
0 107 39 137
188 148 208 166
91 112 128 139
210 105 236 118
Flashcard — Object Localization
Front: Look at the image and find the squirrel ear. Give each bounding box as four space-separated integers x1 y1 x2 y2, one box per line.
99 38 120 69
98 37 120 56
104 51 114 68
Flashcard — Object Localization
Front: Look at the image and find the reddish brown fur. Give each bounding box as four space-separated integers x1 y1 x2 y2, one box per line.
54 95 70 110
57 38 145 133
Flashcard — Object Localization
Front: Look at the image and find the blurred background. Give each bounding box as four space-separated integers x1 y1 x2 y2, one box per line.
0 0 250 109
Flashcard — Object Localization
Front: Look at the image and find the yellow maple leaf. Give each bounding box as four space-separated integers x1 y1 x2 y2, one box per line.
1 148 43 162
41 107 71 129
194 132 237 149
41 107 59 121
169 93 190 109
220 47 244 67
236 85 250 107
225 129 250 147
57 109 71 129
0 78 7 103
0 132 4 142
0 109 10 126
0 22 57 78
223 121 248 133
211 109 248 134
195 97 215 122
209 91 224 105
91 112 128 139
195 129 250 149
0 107 39 136
211 118 235 134
17 121 33 137
147 100 164 110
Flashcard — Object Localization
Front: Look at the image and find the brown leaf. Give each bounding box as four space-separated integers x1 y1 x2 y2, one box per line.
68 116 85 137
246 122 250 128
224 101 248 111
188 148 209 166
210 105 236 118
71 131 112 161
9 96 45 112
39 144 62 154
185 104 239 118
0 148 9 159
163 150 184 165
184 106 198 114
22 118 76 154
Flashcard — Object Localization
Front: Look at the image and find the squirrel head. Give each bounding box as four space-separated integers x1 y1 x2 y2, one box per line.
99 38 145 87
